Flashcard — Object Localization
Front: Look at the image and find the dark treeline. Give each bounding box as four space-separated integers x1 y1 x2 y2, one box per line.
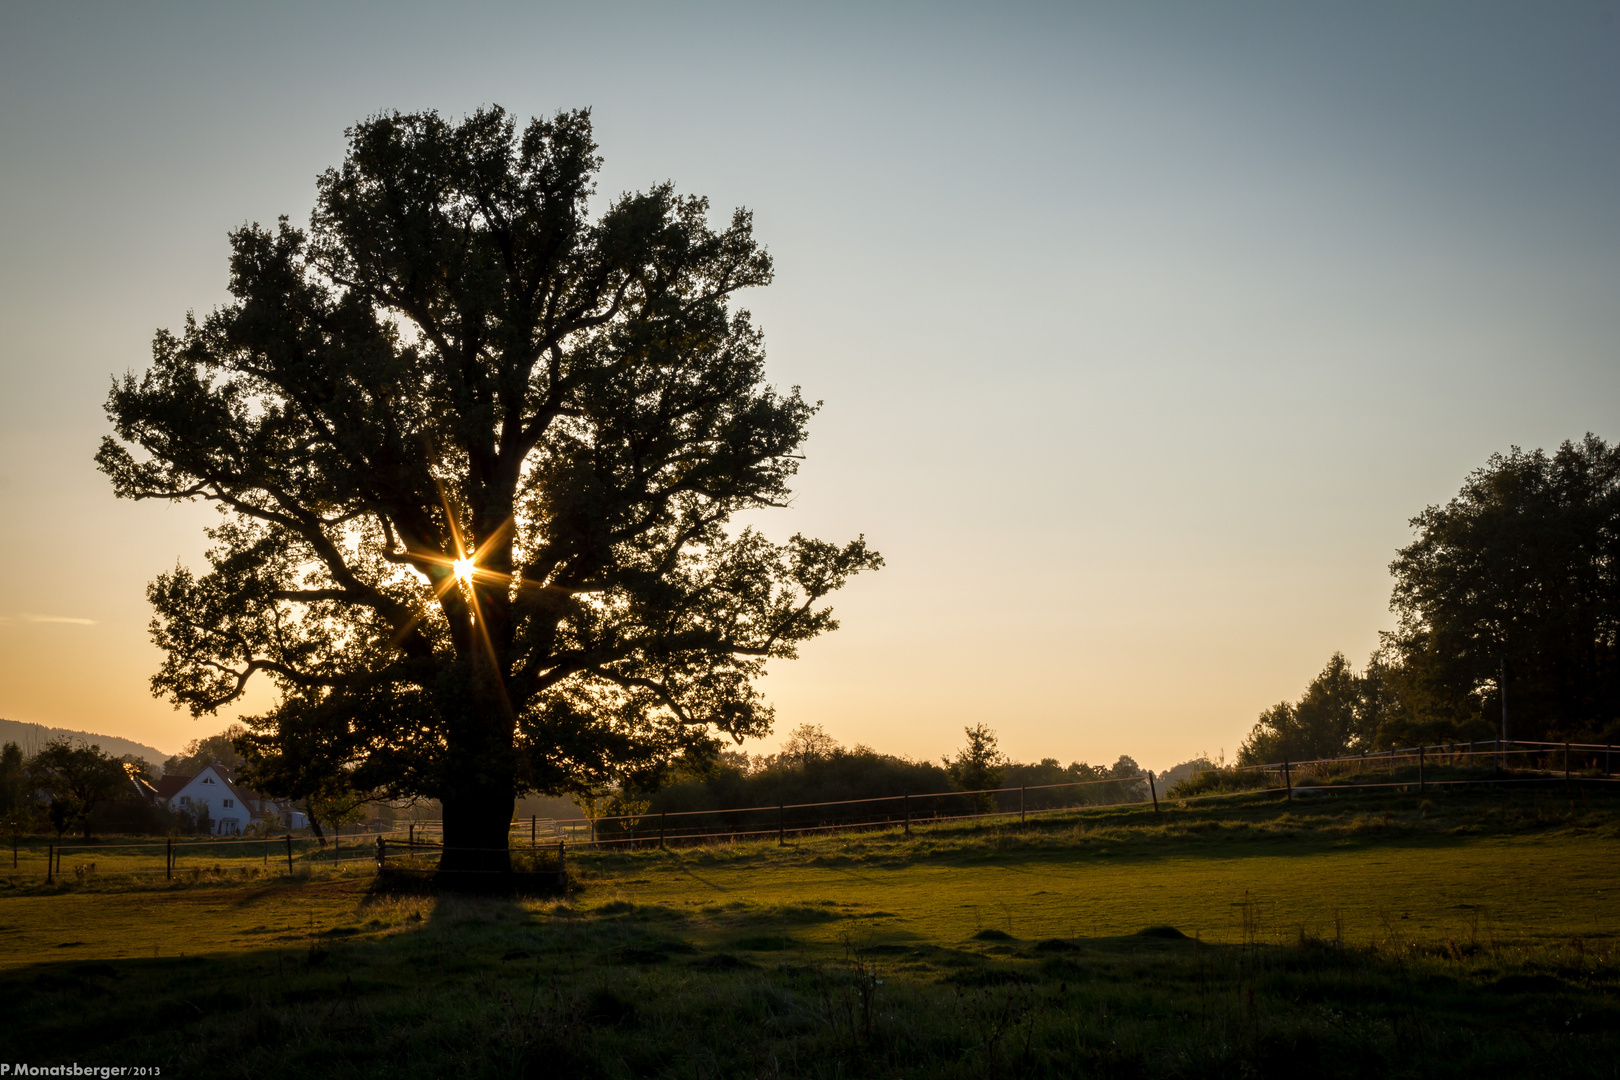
585 724 1148 840
0 738 201 838
1 727 371 840
1241 435 1620 765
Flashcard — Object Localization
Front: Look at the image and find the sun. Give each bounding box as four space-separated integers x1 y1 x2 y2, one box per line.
452 555 476 585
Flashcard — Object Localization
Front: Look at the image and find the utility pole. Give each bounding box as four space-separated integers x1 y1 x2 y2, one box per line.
1500 656 1508 741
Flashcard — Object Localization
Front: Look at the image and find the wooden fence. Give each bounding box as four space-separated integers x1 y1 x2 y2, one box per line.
5 737 1613 884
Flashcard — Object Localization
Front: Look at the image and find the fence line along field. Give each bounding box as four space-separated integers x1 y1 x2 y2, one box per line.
1 782 1616 1078
10 736 1614 884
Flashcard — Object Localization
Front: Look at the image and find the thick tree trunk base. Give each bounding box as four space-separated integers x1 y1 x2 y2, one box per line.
382 865 563 896
434 782 522 892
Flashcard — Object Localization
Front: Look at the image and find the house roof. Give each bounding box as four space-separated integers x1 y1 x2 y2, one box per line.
209 764 272 806
155 774 191 800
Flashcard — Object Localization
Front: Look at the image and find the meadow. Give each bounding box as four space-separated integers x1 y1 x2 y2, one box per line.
1 784 1615 1078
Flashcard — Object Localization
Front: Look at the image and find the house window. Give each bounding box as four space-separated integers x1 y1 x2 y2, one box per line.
223 799 234 808
203 777 215 784
180 796 190 806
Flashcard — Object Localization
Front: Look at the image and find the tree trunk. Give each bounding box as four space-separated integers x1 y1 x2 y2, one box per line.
433 620 518 887
436 778 515 884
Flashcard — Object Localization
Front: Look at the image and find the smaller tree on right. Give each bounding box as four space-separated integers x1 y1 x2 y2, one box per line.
1386 433 1620 743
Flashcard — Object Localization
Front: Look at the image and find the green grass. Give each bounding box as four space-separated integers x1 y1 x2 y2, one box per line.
2 785 1616 1077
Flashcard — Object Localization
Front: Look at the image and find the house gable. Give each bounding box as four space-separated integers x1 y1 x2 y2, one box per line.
166 764 257 834
162 763 305 832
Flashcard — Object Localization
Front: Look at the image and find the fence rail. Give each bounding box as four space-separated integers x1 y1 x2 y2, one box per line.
4 738 1612 884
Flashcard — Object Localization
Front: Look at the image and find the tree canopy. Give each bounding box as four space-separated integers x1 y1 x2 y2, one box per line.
1240 434 1619 761
1387 434 1619 743
945 723 1006 809
27 739 135 838
99 106 880 874
1237 652 1370 764
162 724 249 777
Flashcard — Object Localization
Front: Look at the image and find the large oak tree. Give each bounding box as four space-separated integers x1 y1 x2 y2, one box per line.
99 107 880 876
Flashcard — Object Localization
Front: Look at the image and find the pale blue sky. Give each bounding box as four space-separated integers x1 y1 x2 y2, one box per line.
1 1 1616 768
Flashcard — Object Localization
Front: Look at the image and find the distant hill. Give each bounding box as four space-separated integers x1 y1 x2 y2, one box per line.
0 718 170 769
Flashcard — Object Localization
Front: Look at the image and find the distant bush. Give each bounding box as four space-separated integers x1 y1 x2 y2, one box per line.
645 742 954 817
620 725 1152 836
85 795 193 836
1001 757 1148 810
1166 767 1273 799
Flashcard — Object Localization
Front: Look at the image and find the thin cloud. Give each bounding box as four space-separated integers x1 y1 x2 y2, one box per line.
9 613 99 626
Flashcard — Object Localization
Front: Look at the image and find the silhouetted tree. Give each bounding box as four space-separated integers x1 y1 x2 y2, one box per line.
0 742 24 816
28 740 131 838
99 106 879 879
1238 652 1363 764
946 724 1005 809
162 724 248 777
1386 435 1620 742
779 723 840 767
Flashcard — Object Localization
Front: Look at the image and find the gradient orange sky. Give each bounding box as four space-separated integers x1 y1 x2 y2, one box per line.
1 2 1617 770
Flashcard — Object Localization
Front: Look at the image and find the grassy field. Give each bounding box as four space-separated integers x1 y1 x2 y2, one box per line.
1 785 1615 1078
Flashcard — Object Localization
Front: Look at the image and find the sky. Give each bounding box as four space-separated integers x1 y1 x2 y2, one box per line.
0 1 1616 770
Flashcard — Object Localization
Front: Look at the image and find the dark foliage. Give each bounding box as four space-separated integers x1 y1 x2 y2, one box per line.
26 740 137 838
162 724 249 777
620 725 1147 839
1239 652 1370 764
0 742 25 818
1386 434 1620 743
97 106 879 873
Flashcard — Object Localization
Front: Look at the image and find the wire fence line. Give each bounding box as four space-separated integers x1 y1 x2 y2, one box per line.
4 737 1613 884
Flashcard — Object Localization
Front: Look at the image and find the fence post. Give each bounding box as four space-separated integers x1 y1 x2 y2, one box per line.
1565 742 1572 786
904 794 911 837
778 803 785 846
1418 745 1425 793
164 838 172 881
1607 745 1613 777
531 815 536 851
409 823 415 849
285 834 293 876
557 838 566 889
1020 786 1026 825
1283 762 1292 801
659 811 667 850
376 835 386 873
1148 772 1160 814
46 842 54 884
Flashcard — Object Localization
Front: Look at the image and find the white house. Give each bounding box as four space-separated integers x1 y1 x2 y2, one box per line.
156 761 308 834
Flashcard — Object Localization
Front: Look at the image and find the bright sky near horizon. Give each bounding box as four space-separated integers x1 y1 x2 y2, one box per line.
0 2 1616 770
